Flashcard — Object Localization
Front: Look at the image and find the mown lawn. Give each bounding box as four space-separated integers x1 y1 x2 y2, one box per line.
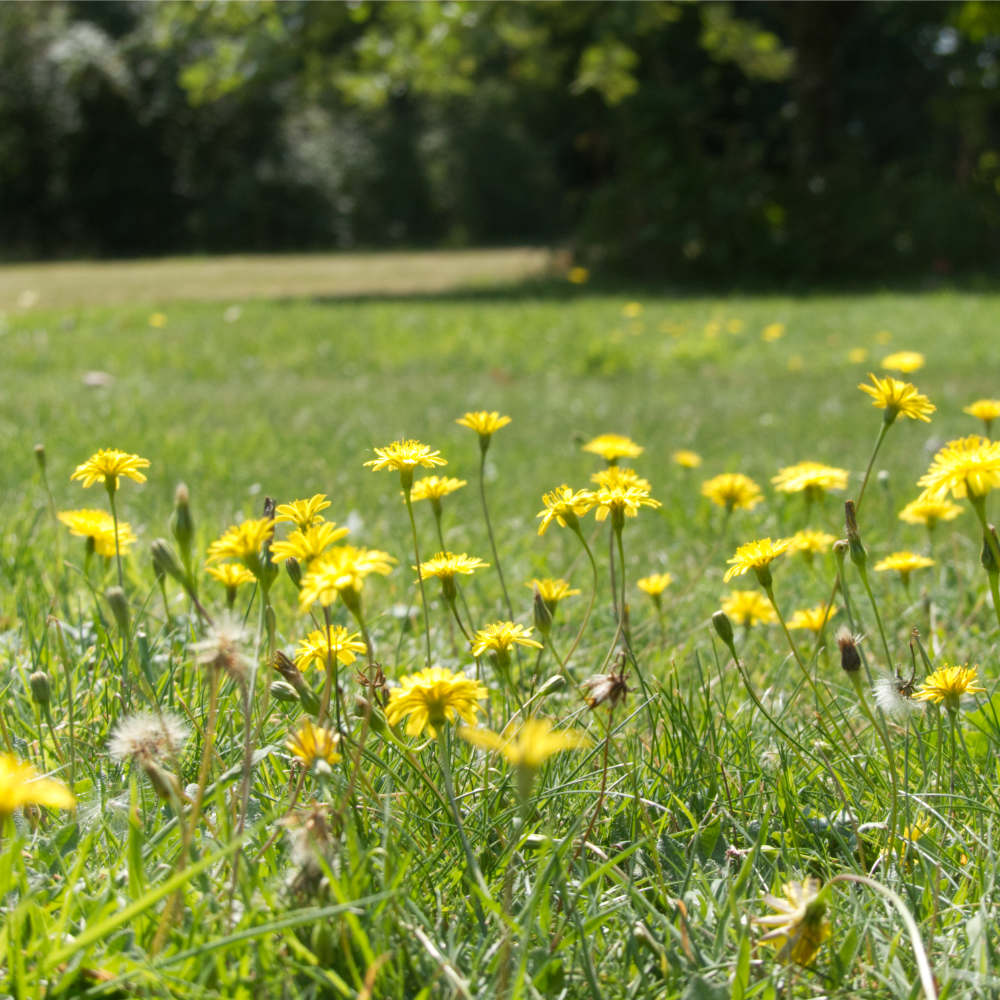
1 266 999 998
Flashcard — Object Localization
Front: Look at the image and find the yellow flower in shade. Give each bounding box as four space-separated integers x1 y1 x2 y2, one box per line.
471 621 543 658
761 322 785 342
582 433 643 464
71 448 150 491
460 718 590 771
637 573 673 597
720 590 777 627
756 878 831 966
964 398 1000 432
365 439 446 478
724 537 791 584
913 663 985 711
58 509 136 557
270 522 350 565
274 494 331 530
621 302 643 319
409 476 467 503
672 449 702 469
455 411 511 438
898 492 963 528
385 667 488 737
874 551 935 584
567 266 590 284
206 518 275 567
787 605 837 633
286 719 342 770
701 473 763 512
858 373 935 424
298 545 395 610
0 754 76 817
536 486 596 535
591 466 652 492
206 563 256 589
772 461 848 497
918 436 1000 500
293 625 366 671
880 350 925 373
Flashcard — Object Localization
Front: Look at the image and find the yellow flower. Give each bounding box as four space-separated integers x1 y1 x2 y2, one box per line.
874 551 935 583
385 667 488 737
756 878 831 966
365 439 446 489
455 411 511 438
293 626 366 671
206 518 275 568
298 545 395 609
0 754 76 817
567 266 590 284
771 461 848 497
918 435 1000 500
527 578 580 606
274 494 331 530
672 449 702 469
724 537 790 584
416 552 489 581
701 473 763 512
858 373 935 423
847 347 868 363
286 719 341 769
460 718 590 770
621 301 643 319
913 663 985 711
536 485 596 535
786 528 836 557
964 398 1000 430
58 509 136 557
720 590 777 627
409 476 467 502
761 322 785 342
787 604 837 632
205 563 256 589
898 492 963 528
471 621 543 658
148 312 167 328
581 433 643 464
71 448 150 491
592 479 661 524
270 522 350 566
591 466 652 492
880 350 925 373
637 573 673 597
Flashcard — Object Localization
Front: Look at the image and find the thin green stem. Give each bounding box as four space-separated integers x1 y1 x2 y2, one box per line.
854 419 892 515
478 449 513 620
404 487 433 670
968 494 1000 629
560 525 599 674
107 486 124 590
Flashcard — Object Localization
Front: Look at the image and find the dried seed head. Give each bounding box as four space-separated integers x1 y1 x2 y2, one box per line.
581 657 630 710
835 627 862 674
109 710 190 763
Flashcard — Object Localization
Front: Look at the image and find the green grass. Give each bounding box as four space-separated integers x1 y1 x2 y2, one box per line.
2 271 1000 998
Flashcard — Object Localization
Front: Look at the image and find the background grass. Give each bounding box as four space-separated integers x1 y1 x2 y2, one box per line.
2 259 1000 998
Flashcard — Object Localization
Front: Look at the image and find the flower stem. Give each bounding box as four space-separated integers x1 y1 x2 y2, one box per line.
107 485 124 590
478 450 513 620
968 494 1000 629
560 525 600 675
854 420 892 515
319 605 340 732
404 486 433 670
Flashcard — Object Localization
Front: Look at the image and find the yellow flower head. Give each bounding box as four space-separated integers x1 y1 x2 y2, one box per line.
567 265 590 285
874 551 935 580
787 605 837 633
787 528 836 557
58 509 136 557
471 621 543 658
206 518 275 569
385 666 488 737
298 545 395 610
913 663 985 711
365 439 446 478
756 878 831 966
592 479 661 524
762 322 785 342
293 625 367 671
286 719 342 770
880 350 925 373
206 562 256 589
71 448 150 491
720 590 777 627
0 754 76 817
637 573 673 597
460 718 590 771
847 347 869 364
415 552 489 581
672 449 702 469
724 537 790 584
964 398 1000 429
536 485 596 535
582 433 643 464
274 494 331 530
591 466 652 492
772 461 848 497
898 492 963 528
858 373 935 423
269 522 350 566
527 578 580 606
918 435 1000 500
409 476 467 503
455 411 511 438
621 302 643 319
701 473 763 512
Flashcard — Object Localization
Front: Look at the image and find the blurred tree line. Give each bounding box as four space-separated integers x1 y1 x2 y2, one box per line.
3 0 1000 281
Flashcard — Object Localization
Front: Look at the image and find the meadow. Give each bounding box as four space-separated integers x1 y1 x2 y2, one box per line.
1 259 1000 998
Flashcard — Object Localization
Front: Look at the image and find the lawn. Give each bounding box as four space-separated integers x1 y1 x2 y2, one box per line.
1 261 999 998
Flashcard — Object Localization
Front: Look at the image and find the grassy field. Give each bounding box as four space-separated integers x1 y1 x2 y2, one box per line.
1 260 1000 998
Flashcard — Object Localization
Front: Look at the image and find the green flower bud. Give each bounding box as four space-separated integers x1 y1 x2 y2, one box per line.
105 586 130 636
712 610 735 648
29 670 51 706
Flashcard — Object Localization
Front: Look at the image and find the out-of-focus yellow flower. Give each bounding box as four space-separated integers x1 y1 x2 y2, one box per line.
621 302 643 319
701 473 763 512
456 411 511 438
409 476 467 503
964 398 1000 434
637 573 673 597
0 754 76 817
913 663 984 711
460 718 590 771
582 433 643 464
274 494 331 530
416 552 489 582
880 350 925 373
726 318 745 334
471 621 543 658
58 509 136 557
874 550 935 586
206 518 274 567
786 528 836 558
720 590 776 627
772 461 848 498
527 578 580 606
787 605 837 633
71 448 150 491
875 330 893 345
672 449 702 469
148 312 167 328
385 667 487 737
918 435 1000 500
568 266 590 285
756 878 831 966
206 563 256 589
847 347 869 363
592 479 661 524
365 440 446 490
762 322 785 342
858 373 934 423
898 492 963 528
297 545 395 609
286 719 341 769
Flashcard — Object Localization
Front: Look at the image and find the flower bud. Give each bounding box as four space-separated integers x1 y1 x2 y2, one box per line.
105 586 130 635
285 556 302 588
170 483 195 571
532 585 554 636
29 670 51 706
836 627 861 673
140 758 182 803
33 443 46 473
981 524 999 576
151 538 186 584
712 610 735 648
270 680 300 703
845 500 867 569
